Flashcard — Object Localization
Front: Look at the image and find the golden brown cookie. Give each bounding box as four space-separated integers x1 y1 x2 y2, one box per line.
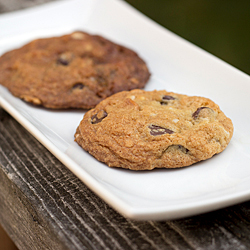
75 89 234 170
0 31 150 109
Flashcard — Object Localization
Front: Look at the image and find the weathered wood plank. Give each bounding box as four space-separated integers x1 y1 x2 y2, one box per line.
0 161 69 250
1 105 250 250
0 0 57 13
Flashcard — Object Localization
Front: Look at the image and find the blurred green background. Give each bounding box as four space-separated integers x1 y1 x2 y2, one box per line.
124 0 250 75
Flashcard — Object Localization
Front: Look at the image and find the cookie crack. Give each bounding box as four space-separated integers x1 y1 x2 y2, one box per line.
160 145 190 159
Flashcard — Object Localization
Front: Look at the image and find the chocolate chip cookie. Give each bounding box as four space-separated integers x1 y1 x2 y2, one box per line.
75 89 234 170
0 31 150 109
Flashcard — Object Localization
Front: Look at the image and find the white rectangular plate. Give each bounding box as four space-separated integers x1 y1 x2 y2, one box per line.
0 0 250 221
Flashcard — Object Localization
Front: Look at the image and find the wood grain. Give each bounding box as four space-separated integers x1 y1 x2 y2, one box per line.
0 0 57 13
1 106 250 250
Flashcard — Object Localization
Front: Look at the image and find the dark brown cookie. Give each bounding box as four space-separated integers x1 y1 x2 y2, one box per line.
0 31 150 109
75 89 234 170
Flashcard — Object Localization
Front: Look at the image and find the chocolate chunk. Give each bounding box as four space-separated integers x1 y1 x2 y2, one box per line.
72 83 84 90
149 125 174 136
161 95 176 105
162 95 175 100
192 107 213 119
91 110 108 124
